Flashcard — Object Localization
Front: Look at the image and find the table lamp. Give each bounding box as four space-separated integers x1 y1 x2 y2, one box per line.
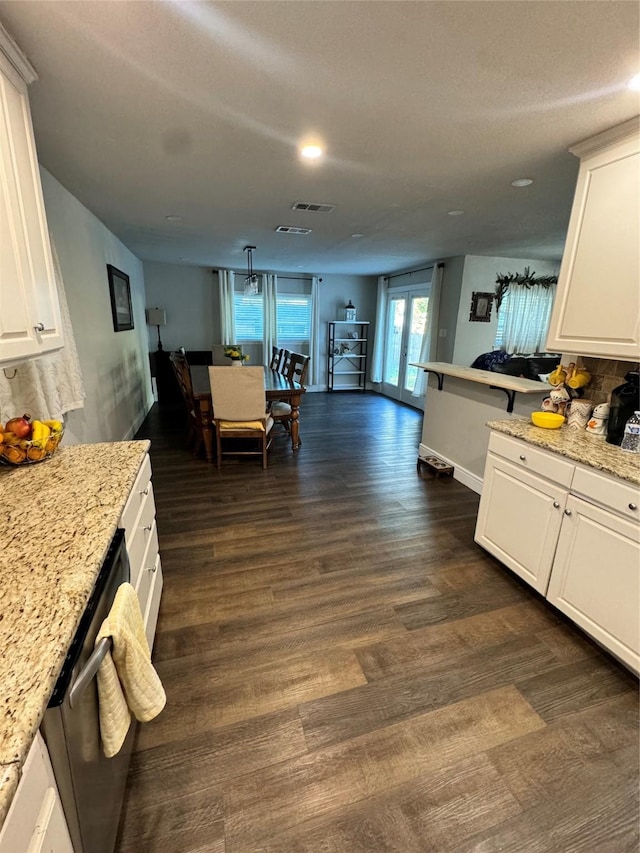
146 307 167 351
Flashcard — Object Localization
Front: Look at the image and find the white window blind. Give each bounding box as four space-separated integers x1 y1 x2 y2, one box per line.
233 292 311 347
234 294 263 342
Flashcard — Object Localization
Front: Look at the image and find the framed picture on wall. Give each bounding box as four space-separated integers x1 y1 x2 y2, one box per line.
107 264 134 332
469 291 493 322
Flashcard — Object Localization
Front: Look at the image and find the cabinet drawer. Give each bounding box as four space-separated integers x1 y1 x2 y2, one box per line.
125 487 156 585
571 466 640 523
488 431 575 487
134 521 159 611
120 454 152 534
144 554 163 652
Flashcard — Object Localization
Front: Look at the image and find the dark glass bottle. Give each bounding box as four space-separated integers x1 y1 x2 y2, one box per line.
606 371 640 446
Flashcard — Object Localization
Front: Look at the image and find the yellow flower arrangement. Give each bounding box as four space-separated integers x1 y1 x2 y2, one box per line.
224 346 250 362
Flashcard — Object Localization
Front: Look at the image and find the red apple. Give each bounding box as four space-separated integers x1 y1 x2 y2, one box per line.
5 414 31 439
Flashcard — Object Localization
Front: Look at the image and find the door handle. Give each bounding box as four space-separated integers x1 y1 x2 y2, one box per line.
69 637 112 708
564 509 572 516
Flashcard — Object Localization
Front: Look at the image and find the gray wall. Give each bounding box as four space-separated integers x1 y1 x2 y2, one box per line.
40 168 154 444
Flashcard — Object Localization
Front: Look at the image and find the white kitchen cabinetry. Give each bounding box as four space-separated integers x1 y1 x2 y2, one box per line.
0 733 74 853
120 452 163 650
545 117 640 361
475 455 568 594
0 25 63 367
475 431 640 672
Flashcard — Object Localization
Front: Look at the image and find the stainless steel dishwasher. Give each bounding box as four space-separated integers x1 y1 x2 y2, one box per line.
41 528 135 853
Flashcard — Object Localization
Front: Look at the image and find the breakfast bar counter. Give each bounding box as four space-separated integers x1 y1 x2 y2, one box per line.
0 440 150 827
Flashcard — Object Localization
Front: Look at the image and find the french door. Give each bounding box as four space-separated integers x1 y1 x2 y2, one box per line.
381 287 431 407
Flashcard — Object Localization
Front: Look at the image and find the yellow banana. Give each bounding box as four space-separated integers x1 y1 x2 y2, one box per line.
31 420 51 448
2 432 21 445
43 419 63 432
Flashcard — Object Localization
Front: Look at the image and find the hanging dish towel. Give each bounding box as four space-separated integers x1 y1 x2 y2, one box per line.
96 583 166 757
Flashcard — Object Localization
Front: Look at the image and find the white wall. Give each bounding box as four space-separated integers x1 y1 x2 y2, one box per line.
143 261 218 351
40 168 154 444
452 255 560 366
435 256 465 363
420 374 549 491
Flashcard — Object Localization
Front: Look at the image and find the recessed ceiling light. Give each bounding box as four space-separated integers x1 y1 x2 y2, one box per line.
447 210 465 216
351 233 364 238
165 215 182 222
179 257 187 262
300 144 323 160
511 178 533 187
628 74 640 91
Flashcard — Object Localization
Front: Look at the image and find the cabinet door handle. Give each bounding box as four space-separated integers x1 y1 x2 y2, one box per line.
629 503 638 511
553 501 560 508
148 565 157 573
143 523 153 531
34 322 45 333
519 454 526 461
140 486 149 496
564 509 572 516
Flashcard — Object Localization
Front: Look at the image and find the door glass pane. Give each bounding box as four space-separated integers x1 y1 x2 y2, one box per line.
383 297 405 386
404 296 430 391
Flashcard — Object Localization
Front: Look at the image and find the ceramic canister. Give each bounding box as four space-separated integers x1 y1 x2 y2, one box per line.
567 399 593 430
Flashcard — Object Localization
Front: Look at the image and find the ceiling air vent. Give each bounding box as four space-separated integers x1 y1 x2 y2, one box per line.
291 201 336 213
275 226 312 235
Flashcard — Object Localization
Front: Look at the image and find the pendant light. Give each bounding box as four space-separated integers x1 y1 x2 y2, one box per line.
243 245 259 295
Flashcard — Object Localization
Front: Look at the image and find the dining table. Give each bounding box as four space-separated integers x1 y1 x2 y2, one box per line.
190 365 306 463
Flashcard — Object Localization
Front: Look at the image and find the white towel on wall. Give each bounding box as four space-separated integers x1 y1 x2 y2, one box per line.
96 583 166 758
0 237 85 420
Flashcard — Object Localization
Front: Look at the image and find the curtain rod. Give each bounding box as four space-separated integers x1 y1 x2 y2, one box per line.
384 262 444 282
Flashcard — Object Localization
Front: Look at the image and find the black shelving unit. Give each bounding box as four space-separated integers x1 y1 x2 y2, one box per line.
327 321 369 391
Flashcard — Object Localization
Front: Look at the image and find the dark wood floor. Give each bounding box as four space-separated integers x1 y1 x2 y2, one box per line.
116 391 639 853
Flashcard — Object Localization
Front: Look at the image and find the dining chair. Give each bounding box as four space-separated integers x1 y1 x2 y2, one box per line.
279 349 292 376
208 366 274 469
269 346 284 372
270 353 310 439
169 349 205 455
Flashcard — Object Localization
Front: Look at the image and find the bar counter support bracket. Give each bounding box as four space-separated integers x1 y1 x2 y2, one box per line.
490 386 516 414
421 368 518 413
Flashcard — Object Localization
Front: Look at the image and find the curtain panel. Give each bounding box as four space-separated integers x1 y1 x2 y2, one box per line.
502 285 555 354
217 269 235 345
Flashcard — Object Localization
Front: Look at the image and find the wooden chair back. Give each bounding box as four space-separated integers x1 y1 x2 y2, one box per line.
169 350 205 455
270 346 284 371
284 352 310 385
169 350 195 411
279 349 292 376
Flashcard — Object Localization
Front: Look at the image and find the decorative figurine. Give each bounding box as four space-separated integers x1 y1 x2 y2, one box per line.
586 402 610 435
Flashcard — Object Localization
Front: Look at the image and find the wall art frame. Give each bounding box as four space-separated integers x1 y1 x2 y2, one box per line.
107 264 134 332
469 291 493 322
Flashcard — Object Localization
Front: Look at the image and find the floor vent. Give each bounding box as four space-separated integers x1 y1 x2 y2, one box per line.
291 202 336 213
275 226 312 235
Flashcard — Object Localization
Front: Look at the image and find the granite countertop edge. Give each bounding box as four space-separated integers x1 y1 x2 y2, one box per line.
486 419 640 486
0 439 150 827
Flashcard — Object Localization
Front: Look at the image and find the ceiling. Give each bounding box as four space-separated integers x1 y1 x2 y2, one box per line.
0 1 638 275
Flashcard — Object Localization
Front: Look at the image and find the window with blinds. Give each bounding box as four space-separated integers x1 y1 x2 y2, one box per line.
233 292 312 349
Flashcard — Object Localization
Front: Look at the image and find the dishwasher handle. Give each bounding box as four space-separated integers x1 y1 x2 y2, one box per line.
69 637 113 709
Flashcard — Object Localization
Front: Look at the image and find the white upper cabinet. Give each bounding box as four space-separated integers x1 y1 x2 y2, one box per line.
546 117 640 361
0 25 63 367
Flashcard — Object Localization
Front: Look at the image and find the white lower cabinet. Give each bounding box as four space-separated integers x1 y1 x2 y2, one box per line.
547 495 640 673
475 431 640 673
475 455 567 594
0 733 74 853
119 452 163 651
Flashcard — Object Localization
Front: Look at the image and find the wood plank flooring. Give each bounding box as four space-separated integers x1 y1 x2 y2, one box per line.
116 391 639 853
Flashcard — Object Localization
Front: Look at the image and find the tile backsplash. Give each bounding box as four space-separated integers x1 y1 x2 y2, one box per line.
580 358 640 405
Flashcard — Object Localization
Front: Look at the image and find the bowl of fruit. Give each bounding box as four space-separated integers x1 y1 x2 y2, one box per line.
0 414 64 465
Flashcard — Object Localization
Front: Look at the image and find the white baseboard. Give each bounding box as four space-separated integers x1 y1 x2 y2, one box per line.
418 443 483 495
122 398 154 442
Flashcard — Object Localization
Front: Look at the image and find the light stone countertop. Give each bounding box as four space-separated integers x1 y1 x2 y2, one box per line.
486 419 640 486
0 440 150 827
